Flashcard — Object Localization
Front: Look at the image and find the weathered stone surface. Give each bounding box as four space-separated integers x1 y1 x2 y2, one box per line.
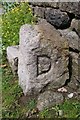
7 46 19 75
70 19 80 37
71 19 78 31
78 53 80 81
58 29 79 51
45 8 70 29
68 52 79 90
29 2 80 18
18 19 69 95
59 2 80 19
57 28 80 90
37 91 63 111
34 6 45 18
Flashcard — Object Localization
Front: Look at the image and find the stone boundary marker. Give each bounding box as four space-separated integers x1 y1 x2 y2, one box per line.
6 19 69 94
18 19 69 95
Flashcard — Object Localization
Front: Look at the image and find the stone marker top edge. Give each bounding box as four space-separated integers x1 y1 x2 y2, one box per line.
20 19 69 49
7 45 19 58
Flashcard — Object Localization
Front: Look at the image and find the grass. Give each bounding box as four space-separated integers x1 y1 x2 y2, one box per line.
2 2 36 52
2 63 37 118
39 100 80 119
58 100 80 118
1 2 80 119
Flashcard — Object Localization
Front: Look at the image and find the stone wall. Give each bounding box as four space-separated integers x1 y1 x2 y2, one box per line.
7 2 80 111
30 2 80 28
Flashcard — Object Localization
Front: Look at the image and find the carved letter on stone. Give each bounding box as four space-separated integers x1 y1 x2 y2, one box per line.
37 55 51 76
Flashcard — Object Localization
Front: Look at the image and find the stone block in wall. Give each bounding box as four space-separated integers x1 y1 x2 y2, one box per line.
78 53 80 80
59 2 80 19
58 29 80 52
7 46 19 75
58 28 80 90
37 91 63 111
68 52 79 90
18 19 69 95
34 6 45 18
45 8 70 29
71 19 80 38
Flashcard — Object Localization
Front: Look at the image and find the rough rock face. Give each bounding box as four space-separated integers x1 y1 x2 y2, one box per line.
7 46 19 75
18 19 69 95
68 52 79 90
29 2 80 18
58 29 79 51
58 29 80 90
37 91 63 111
34 6 45 18
45 8 70 29
70 19 80 38
79 53 80 81
58 2 80 19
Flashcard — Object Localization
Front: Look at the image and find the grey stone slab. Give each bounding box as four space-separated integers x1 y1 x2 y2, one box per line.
45 8 70 29
37 91 63 111
58 29 79 51
34 6 45 18
70 19 80 38
68 52 79 90
7 45 19 75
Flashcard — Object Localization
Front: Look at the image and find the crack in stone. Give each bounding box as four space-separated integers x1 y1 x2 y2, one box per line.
64 54 72 86
69 47 79 54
